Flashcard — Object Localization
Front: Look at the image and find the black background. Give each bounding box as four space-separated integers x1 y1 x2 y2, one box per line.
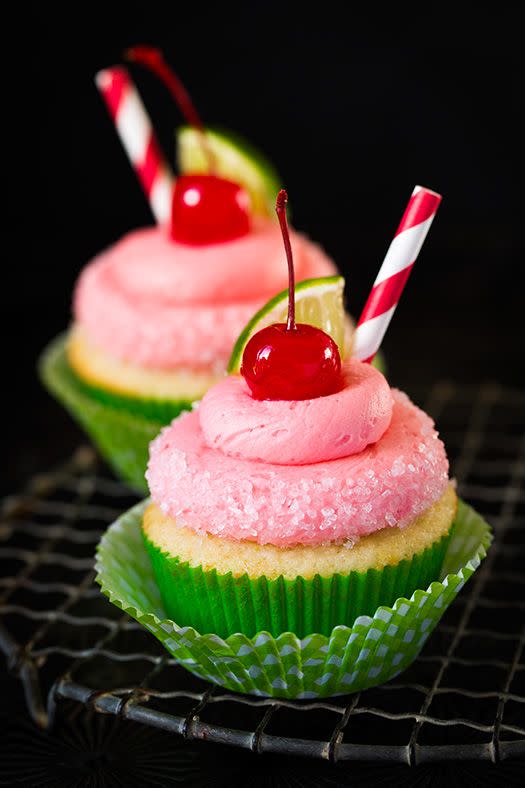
5 3 523 492
2 6 524 784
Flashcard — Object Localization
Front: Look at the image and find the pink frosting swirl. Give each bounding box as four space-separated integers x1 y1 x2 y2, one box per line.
73 221 337 370
146 389 449 546
199 360 393 464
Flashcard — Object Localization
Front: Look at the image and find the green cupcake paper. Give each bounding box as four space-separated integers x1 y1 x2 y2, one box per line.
143 528 451 639
96 499 491 699
39 335 191 492
68 366 192 425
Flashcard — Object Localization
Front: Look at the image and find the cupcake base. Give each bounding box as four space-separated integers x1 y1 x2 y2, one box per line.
39 335 190 492
96 498 491 699
142 486 457 637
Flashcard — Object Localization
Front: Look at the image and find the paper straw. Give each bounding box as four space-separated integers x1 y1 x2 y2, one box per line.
95 66 174 225
352 185 442 363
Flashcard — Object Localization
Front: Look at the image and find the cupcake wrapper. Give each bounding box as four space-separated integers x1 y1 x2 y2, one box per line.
143 529 451 639
96 499 491 698
67 353 192 424
39 335 190 492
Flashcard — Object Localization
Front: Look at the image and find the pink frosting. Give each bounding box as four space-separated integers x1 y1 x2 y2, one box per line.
199 360 393 465
146 390 449 546
73 221 336 370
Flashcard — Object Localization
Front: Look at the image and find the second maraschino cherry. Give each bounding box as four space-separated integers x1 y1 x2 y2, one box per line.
241 190 342 400
171 175 250 245
127 46 251 245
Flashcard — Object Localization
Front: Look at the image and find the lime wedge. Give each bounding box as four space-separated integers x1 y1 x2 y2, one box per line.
228 276 346 373
177 126 281 216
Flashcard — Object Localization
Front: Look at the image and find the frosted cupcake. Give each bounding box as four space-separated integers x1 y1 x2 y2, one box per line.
40 49 339 491
142 190 456 638
69 218 337 416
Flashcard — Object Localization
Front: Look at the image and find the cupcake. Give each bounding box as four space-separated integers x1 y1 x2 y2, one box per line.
143 360 456 638
40 49 340 491
96 189 490 698
142 190 456 636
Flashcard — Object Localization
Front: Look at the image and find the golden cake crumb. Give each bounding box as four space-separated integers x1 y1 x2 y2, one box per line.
143 484 457 580
67 325 221 400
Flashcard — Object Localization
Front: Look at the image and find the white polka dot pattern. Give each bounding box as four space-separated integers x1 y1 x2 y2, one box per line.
95 499 491 699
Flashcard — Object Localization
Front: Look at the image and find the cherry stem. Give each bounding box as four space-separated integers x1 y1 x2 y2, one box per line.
125 45 215 173
276 189 295 331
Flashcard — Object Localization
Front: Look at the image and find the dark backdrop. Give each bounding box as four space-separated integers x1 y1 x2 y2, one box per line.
1 7 524 785
5 4 522 491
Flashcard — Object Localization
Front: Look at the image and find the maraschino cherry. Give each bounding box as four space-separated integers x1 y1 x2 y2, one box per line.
241 190 342 400
126 46 251 245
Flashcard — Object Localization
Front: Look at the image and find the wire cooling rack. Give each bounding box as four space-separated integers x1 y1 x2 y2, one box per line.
1 382 524 764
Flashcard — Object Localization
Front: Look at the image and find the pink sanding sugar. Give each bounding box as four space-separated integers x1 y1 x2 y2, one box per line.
73 222 336 370
146 390 449 546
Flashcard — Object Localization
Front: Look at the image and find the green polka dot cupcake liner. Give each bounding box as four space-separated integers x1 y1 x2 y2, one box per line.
95 498 491 698
39 335 192 493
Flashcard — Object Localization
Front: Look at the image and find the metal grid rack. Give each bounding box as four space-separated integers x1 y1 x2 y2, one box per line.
1 382 524 764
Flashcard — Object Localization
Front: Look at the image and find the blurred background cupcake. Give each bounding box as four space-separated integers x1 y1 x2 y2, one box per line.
39 47 342 491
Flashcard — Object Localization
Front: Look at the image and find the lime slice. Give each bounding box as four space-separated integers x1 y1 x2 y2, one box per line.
177 126 281 216
228 276 346 373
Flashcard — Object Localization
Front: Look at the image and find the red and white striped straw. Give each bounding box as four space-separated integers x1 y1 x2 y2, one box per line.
352 185 442 363
95 66 175 225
